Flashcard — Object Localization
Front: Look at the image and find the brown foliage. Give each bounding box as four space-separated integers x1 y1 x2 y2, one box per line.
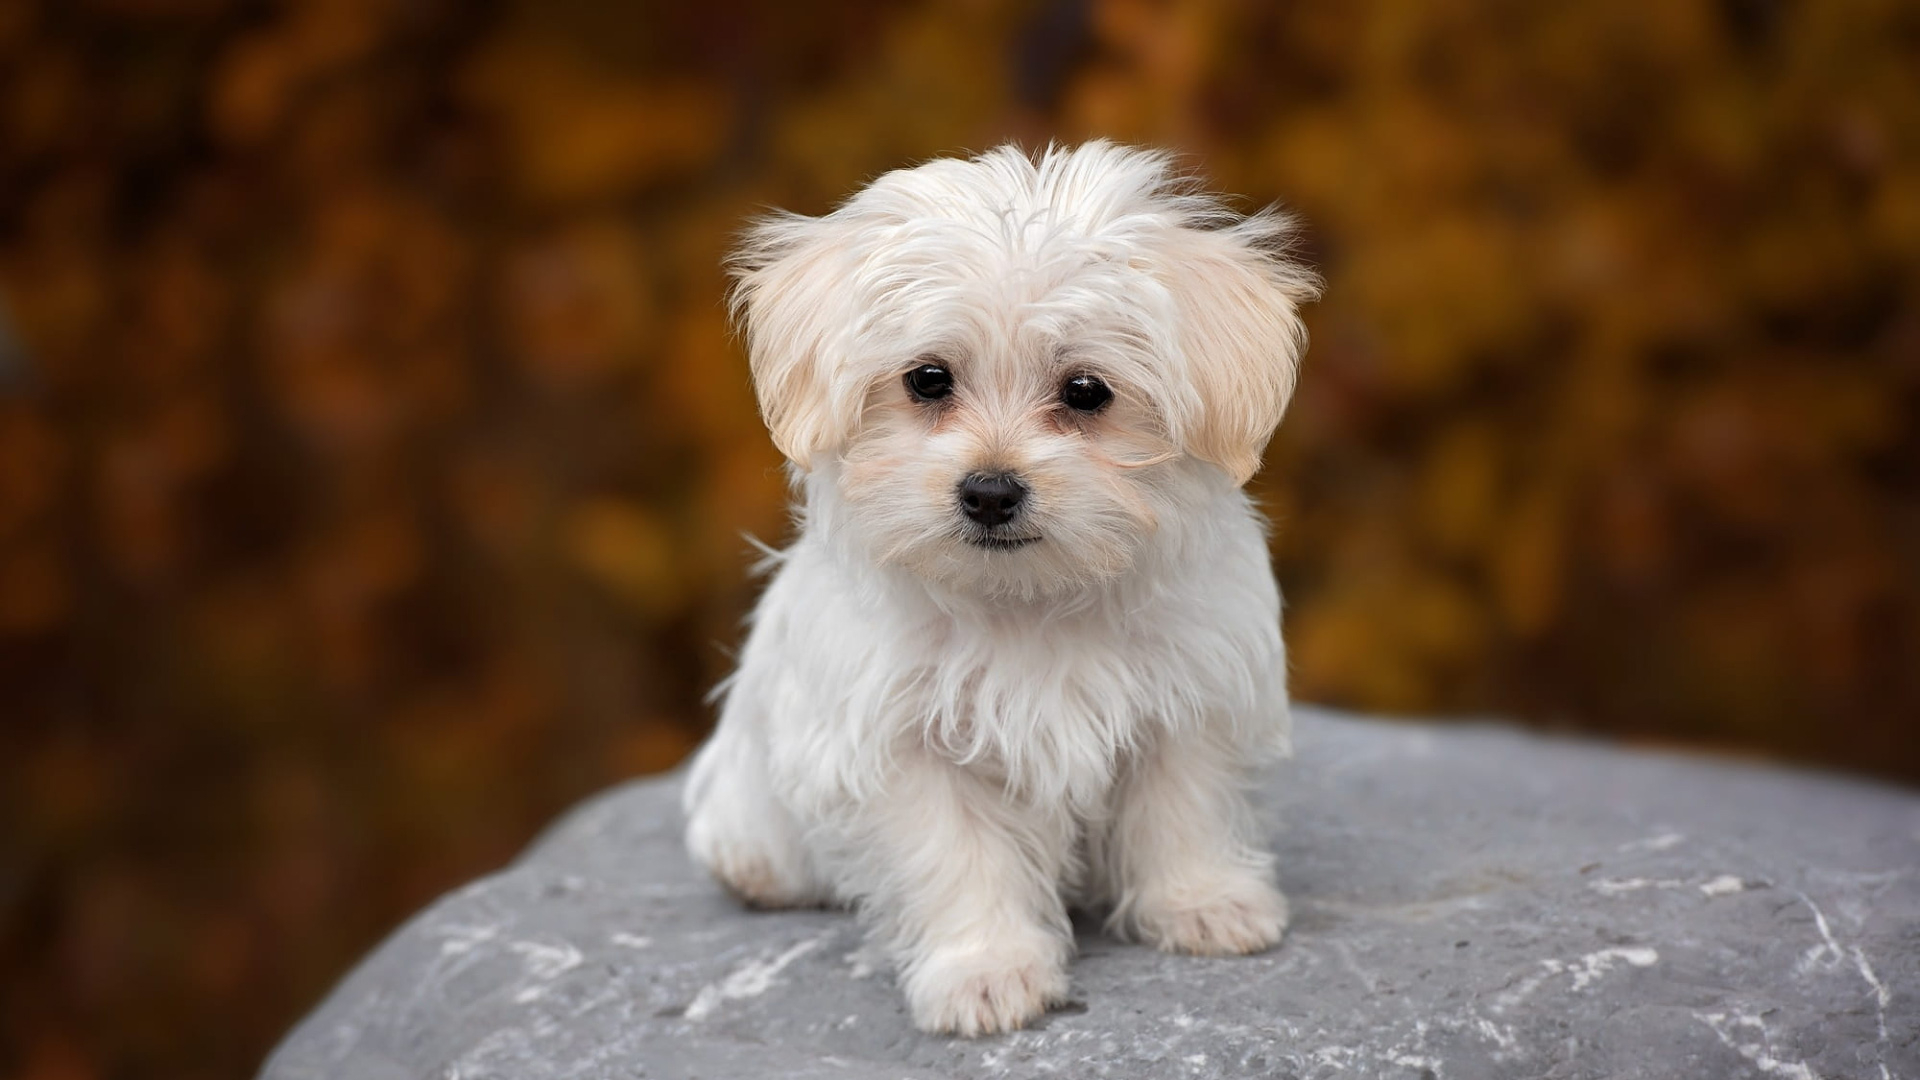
0 0 1915 1076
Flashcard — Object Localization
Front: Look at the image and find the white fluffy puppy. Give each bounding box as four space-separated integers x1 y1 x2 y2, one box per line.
683 141 1317 1036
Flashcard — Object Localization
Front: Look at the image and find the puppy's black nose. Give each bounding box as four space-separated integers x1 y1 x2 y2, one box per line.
957 473 1027 527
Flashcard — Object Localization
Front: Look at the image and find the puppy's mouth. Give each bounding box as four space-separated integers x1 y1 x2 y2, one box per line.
967 533 1041 551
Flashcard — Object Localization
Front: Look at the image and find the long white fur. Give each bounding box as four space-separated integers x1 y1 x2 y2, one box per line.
683 142 1318 1036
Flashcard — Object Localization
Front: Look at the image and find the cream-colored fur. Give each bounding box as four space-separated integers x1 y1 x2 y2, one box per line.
683 142 1317 1035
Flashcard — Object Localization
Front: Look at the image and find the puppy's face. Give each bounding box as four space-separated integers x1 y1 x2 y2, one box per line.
732 143 1317 597
834 307 1179 598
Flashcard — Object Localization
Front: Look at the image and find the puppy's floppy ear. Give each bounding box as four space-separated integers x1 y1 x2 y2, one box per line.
1157 214 1319 486
728 212 855 470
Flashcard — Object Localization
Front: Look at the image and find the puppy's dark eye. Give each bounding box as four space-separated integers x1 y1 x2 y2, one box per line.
1059 374 1112 413
904 363 954 402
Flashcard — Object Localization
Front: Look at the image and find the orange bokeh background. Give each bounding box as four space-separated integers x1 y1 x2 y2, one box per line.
1 1 1915 1077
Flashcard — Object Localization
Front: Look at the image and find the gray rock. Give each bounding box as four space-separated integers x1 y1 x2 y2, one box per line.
261 708 1920 1080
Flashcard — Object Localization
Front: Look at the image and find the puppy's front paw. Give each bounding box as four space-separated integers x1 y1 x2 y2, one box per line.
904 941 1069 1037
1133 876 1289 957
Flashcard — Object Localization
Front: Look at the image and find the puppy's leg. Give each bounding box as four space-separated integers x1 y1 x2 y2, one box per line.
1096 729 1288 956
683 721 828 909
851 752 1073 1036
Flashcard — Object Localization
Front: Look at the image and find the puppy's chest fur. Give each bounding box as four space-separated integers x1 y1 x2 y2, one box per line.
910 611 1170 803
747 492 1287 818
765 555 1282 812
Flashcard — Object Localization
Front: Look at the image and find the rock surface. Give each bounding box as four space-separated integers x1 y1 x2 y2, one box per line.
262 708 1920 1080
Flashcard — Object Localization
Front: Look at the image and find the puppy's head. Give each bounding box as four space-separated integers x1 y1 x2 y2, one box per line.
731 142 1317 597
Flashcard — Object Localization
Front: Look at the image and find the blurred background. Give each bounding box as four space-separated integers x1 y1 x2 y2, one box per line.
1 0 1915 1076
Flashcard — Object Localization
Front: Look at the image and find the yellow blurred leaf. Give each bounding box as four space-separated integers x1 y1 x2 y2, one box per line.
563 498 681 614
